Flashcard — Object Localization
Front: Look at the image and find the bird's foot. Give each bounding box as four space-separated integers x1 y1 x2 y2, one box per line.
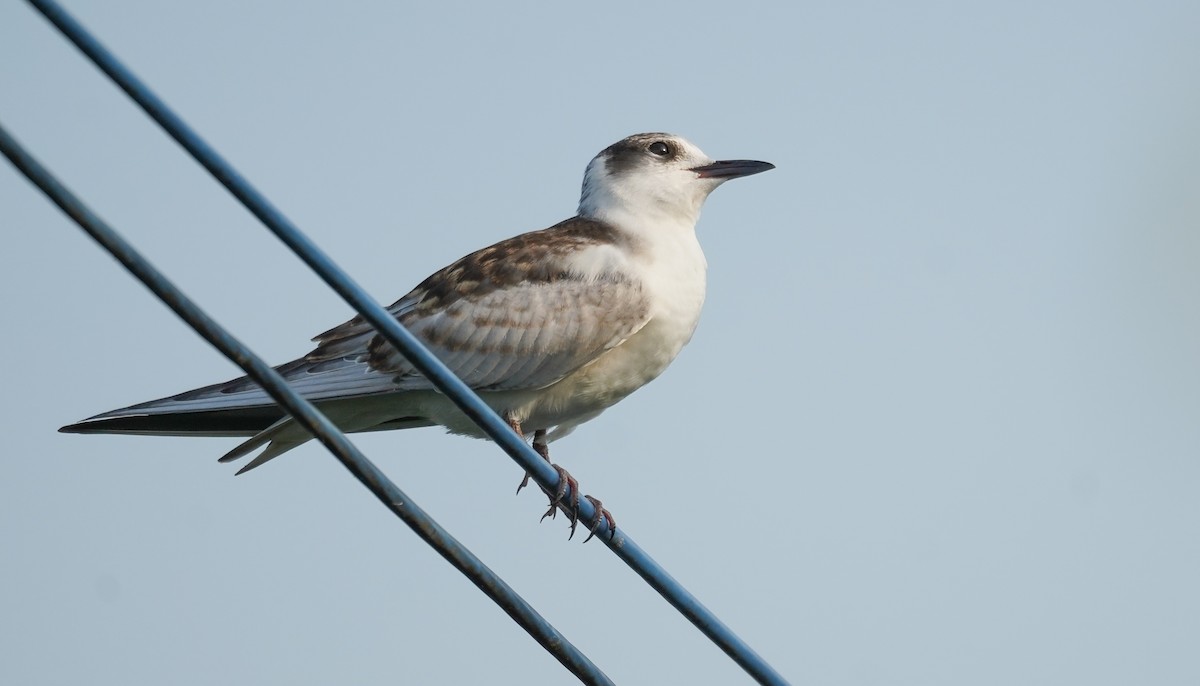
539 463 579 525
538 468 615 542
507 425 612 541
581 495 616 543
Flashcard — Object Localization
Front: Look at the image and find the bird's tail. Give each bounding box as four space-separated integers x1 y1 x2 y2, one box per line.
213 401 439 474
218 417 307 474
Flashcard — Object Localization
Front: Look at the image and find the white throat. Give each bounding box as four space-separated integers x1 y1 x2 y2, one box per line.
578 156 715 230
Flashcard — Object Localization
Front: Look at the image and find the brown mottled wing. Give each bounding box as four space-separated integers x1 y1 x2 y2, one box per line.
61 218 649 424
307 217 651 392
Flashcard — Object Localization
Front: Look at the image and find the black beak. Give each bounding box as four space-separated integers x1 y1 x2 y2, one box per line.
691 159 775 180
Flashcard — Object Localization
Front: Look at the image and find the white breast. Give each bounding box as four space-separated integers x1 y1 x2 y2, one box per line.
520 219 708 433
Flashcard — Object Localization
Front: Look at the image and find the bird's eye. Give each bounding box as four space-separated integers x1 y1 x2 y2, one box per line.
648 141 671 157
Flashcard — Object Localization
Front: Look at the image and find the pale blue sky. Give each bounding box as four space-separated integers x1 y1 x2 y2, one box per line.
2 1 1199 684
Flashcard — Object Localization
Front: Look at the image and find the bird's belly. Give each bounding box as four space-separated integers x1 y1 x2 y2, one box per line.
519 316 696 429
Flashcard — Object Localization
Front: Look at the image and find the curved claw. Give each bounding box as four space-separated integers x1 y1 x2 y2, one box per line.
543 465 580 537
582 495 616 543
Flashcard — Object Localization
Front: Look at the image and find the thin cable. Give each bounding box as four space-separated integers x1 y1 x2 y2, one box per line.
0 121 614 686
24 2 792 683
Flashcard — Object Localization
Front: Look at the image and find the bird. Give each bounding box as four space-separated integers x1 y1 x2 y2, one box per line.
61 132 774 538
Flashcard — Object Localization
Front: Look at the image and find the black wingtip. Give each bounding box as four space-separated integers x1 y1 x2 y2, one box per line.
54 408 285 436
59 421 90 434
59 415 131 434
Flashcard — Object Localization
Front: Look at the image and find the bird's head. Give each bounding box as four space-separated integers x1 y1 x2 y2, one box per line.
578 133 774 227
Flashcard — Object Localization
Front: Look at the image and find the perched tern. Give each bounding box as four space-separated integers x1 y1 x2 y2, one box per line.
62 132 774 538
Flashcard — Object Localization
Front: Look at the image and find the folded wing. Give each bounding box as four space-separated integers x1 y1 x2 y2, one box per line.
62 218 651 436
